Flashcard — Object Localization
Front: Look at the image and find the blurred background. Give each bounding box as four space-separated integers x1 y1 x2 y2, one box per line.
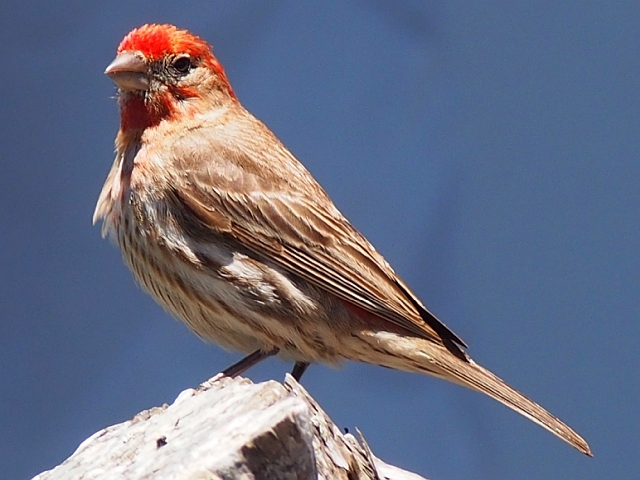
1 2 637 479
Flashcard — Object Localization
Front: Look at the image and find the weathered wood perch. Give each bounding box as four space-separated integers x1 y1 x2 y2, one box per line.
33 374 427 480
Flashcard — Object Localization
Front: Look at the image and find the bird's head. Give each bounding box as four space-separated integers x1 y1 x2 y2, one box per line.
105 24 235 131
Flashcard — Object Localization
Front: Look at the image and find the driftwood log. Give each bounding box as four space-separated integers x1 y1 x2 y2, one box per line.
33 374 427 480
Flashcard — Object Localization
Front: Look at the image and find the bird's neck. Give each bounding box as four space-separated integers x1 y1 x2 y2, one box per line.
118 91 175 132
118 88 234 133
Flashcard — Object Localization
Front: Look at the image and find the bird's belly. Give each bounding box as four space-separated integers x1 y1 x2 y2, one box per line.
126 247 264 353
112 195 360 366
111 211 261 354
113 222 334 364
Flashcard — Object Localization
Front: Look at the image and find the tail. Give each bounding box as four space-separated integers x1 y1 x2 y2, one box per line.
358 332 592 456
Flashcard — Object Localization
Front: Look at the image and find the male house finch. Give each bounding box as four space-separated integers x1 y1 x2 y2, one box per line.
94 24 591 456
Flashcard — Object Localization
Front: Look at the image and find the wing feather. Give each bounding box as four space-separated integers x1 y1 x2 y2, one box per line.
165 113 467 354
176 183 466 353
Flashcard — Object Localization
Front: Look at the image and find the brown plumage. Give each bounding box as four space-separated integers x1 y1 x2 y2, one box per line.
94 24 591 456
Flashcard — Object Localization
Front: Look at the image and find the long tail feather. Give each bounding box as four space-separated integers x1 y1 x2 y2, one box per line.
357 332 592 456
433 350 592 456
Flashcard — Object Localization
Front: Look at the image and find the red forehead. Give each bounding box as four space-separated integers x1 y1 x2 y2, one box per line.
117 24 212 60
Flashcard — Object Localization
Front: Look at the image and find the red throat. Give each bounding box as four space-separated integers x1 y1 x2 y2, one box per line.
118 92 175 131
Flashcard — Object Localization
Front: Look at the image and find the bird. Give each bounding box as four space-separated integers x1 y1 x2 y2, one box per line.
94 23 591 456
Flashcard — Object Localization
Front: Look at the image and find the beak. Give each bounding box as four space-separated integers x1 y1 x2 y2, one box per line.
105 51 150 91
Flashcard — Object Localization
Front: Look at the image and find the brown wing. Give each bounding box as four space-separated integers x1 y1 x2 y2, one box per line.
167 112 467 357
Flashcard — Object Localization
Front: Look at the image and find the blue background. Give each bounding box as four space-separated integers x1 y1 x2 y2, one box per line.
1 2 637 479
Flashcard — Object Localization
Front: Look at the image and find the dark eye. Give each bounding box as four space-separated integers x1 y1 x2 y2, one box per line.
172 56 192 74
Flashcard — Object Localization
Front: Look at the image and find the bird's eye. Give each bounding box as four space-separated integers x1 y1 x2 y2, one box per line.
172 56 193 74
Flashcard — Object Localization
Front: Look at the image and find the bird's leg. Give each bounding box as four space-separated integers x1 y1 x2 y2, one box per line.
213 348 280 381
290 362 310 381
